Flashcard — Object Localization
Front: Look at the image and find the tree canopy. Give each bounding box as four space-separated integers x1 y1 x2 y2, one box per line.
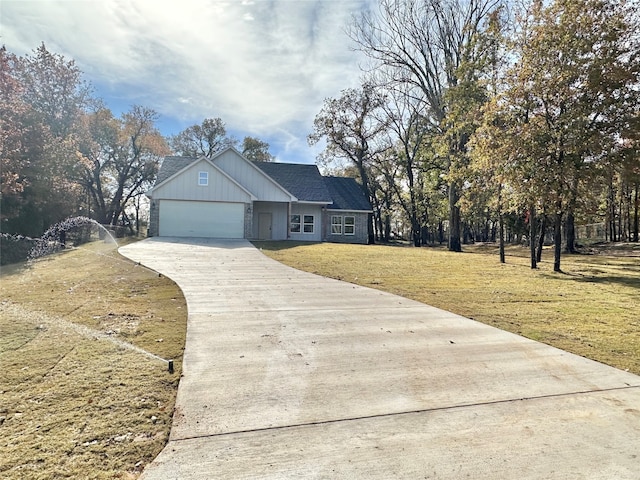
2 0 639 259
312 0 639 261
1 44 275 238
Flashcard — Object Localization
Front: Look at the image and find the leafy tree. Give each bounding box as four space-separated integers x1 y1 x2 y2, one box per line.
1 44 91 236
309 83 391 243
465 8 511 261
241 136 275 162
170 117 236 157
0 47 31 203
479 0 639 271
19 43 93 138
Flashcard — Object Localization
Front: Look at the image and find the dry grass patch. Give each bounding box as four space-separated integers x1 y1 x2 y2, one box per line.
255 241 640 375
0 240 187 479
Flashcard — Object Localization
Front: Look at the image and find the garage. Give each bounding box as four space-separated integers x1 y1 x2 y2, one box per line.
159 200 245 238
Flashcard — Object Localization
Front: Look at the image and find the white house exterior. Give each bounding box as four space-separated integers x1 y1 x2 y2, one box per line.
146 148 372 244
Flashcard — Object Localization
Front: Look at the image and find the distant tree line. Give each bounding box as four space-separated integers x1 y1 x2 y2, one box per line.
0 44 275 238
309 0 639 271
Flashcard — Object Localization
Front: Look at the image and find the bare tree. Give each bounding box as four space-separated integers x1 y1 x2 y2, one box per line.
309 83 391 243
350 0 502 251
379 81 435 246
78 106 169 227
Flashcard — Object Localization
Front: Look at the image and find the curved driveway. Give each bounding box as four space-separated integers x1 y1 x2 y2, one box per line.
119 237 640 479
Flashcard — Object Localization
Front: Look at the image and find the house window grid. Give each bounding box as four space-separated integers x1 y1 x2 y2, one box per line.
303 215 314 233
290 214 315 234
290 214 301 233
198 171 209 186
331 215 343 235
344 216 355 235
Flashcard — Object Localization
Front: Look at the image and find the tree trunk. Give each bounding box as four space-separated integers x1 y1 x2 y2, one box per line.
625 183 632 242
564 210 576 253
529 205 537 269
553 208 562 272
135 195 141 235
536 215 546 263
634 181 639 242
367 213 375 244
499 214 505 264
609 180 617 241
384 214 391 242
448 182 462 252
497 185 505 263
618 194 624 241
412 222 421 247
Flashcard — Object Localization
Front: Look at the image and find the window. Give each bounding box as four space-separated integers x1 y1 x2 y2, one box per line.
331 216 342 234
290 214 301 233
290 214 315 234
198 171 208 186
303 215 314 233
344 216 355 235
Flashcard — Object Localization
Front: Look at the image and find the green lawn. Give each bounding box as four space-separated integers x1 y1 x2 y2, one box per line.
255 241 640 375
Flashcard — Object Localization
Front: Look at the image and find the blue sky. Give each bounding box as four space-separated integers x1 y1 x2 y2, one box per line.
1 0 372 164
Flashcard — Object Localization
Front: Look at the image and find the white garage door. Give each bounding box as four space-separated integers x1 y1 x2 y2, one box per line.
159 200 245 238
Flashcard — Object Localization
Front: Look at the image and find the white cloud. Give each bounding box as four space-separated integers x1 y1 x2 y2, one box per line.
1 0 372 163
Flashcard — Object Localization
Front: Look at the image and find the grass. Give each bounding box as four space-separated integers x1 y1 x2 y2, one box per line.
1 237 637 477
255 241 640 375
0 240 187 479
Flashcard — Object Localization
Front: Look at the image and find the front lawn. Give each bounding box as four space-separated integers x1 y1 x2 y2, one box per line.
0 241 187 479
255 241 640 375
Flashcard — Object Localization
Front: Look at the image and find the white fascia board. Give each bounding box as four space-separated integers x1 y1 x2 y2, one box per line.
297 201 334 206
327 208 373 213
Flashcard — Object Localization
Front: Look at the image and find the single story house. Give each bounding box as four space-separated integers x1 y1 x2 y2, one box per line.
146 147 372 244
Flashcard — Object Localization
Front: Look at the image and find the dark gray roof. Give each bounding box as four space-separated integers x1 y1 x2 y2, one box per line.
253 162 333 203
324 176 372 211
156 156 197 185
154 156 369 211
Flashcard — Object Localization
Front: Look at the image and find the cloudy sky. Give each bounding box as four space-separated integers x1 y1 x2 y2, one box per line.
1 0 373 163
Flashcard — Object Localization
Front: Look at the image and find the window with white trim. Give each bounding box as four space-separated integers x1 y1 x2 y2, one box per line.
331 216 343 234
290 214 301 233
303 215 315 233
198 171 209 186
344 216 355 235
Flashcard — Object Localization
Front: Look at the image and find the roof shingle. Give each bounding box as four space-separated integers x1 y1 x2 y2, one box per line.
153 155 370 211
156 156 197 185
253 162 332 203
324 176 372 211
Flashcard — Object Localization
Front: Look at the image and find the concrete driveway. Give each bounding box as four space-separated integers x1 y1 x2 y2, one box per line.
119 237 640 479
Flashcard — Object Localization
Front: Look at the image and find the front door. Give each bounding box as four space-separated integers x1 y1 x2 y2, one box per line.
258 213 272 240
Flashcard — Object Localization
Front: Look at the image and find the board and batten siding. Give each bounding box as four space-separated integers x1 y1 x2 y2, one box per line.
289 204 323 242
213 150 293 202
153 160 253 203
252 201 289 240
